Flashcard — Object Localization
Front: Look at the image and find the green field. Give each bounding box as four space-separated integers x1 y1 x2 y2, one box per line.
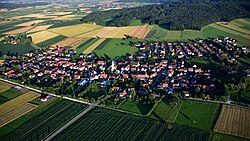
150 97 182 122
52 107 210 141
202 23 250 46
0 99 87 141
212 132 249 141
175 100 220 130
0 43 35 56
93 38 139 58
76 38 99 54
128 20 144 26
166 30 181 41
118 100 153 115
47 20 84 29
36 35 67 47
0 88 22 104
146 25 168 39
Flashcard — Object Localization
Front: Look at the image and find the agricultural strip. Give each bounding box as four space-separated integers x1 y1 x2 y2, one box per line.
212 132 249 141
0 81 13 93
36 35 67 47
202 25 250 46
76 38 99 54
51 37 84 47
94 38 111 50
0 88 22 105
0 91 39 116
48 24 102 37
30 30 60 44
214 105 250 139
150 97 182 122
0 99 87 141
4 26 33 35
0 103 37 127
51 107 210 141
17 20 44 26
175 100 220 130
83 38 106 54
27 25 53 33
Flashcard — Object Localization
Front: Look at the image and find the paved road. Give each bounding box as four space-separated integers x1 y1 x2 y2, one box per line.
44 105 94 141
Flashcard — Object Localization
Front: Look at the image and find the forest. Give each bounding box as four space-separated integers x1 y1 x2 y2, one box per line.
81 1 250 30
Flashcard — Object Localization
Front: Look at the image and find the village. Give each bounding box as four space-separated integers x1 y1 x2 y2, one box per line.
0 37 249 104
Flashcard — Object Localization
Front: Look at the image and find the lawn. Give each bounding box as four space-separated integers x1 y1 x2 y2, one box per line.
76 38 100 55
93 38 139 58
186 59 213 69
128 20 144 26
36 35 67 47
150 96 182 122
0 99 87 141
118 100 153 115
52 107 210 141
175 100 220 130
0 88 22 105
212 133 249 141
0 43 35 56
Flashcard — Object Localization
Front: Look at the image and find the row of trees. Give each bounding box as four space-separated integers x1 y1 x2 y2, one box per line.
81 1 250 30
3 33 32 45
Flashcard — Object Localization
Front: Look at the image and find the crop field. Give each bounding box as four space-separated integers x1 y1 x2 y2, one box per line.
0 43 35 56
78 26 150 39
130 25 152 38
30 30 60 44
17 20 44 26
44 12 73 16
212 133 249 141
0 81 13 93
83 38 106 54
0 88 22 105
4 26 33 35
175 100 220 130
10 14 57 19
0 99 87 141
0 103 37 127
93 38 139 58
150 97 182 122
94 38 111 50
202 18 250 46
76 38 100 54
48 24 102 37
118 100 153 115
52 107 210 141
0 26 25 34
36 35 67 47
27 24 53 33
214 105 250 139
52 37 84 47
0 91 39 117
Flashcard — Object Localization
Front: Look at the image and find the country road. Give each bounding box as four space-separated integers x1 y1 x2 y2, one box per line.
44 105 94 141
